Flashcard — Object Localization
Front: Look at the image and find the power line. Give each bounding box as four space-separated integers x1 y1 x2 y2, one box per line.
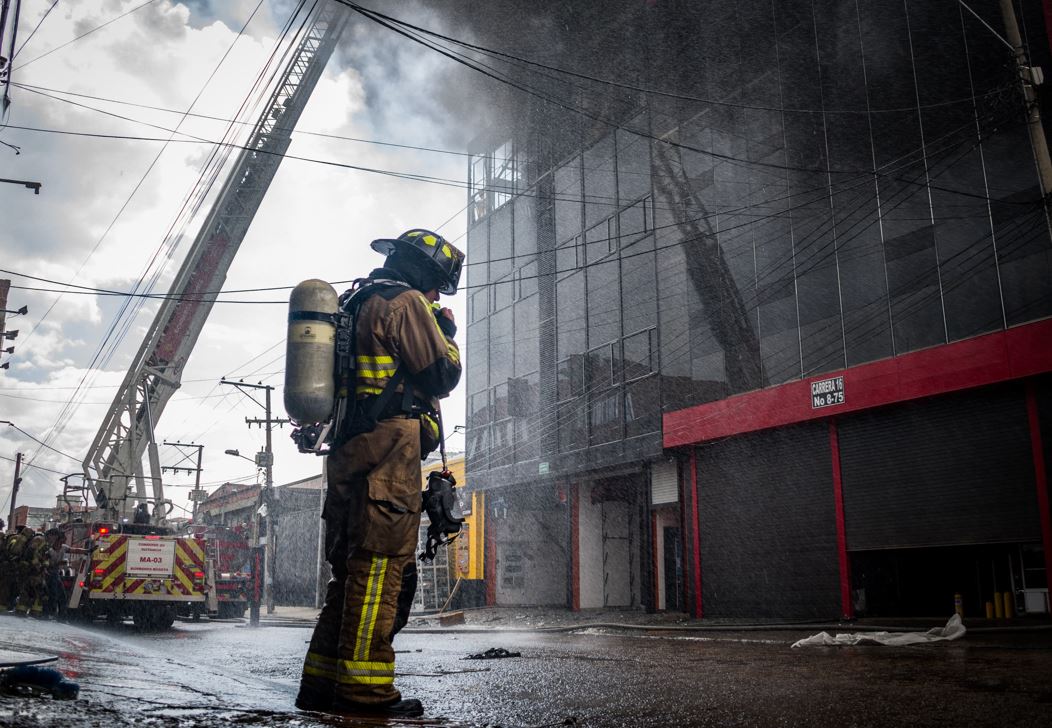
339 0 1021 180
12 0 60 60
0 421 81 463
0 452 68 476
341 0 1011 116
23 0 280 470
10 81 471 157
2 106 1027 308
12 0 160 71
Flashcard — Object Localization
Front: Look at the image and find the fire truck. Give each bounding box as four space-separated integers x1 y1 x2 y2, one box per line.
58 513 216 629
184 525 251 619
50 2 348 630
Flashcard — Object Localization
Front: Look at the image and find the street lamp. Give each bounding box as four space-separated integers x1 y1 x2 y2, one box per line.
224 447 267 625
224 448 253 463
1 306 28 316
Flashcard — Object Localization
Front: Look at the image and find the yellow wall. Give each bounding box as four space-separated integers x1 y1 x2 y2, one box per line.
421 456 483 580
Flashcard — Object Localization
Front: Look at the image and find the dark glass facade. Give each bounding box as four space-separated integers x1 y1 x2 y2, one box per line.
465 0 1052 484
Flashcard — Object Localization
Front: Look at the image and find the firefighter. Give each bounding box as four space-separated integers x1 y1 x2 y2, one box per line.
44 529 67 618
296 229 463 719
133 502 151 525
15 528 49 617
0 526 32 611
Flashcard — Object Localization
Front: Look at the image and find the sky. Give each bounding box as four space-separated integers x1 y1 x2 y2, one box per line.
0 0 486 517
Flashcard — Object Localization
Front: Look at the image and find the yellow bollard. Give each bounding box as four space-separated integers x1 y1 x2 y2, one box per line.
985 600 994 619
1003 591 1014 619
954 592 964 618
994 592 1004 619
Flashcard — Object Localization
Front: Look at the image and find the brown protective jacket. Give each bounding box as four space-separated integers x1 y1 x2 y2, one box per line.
352 276 461 408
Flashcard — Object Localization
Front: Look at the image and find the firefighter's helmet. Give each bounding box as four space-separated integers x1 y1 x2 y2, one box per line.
370 229 465 295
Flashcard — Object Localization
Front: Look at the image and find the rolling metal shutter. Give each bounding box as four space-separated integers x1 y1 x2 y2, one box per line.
650 461 678 505
839 384 1039 551
695 422 840 619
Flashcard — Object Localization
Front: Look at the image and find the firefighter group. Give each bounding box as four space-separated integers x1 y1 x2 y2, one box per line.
0 522 67 618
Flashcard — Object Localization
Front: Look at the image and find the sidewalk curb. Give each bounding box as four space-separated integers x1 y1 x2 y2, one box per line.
402 622 1052 635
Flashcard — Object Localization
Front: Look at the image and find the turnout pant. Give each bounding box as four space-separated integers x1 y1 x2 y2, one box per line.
16 569 43 616
300 417 422 706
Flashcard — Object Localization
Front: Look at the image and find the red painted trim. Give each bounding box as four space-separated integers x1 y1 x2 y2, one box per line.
829 420 854 620
689 449 703 619
484 497 496 607
1025 382 1052 613
651 511 660 611
571 483 580 612
664 319 1052 447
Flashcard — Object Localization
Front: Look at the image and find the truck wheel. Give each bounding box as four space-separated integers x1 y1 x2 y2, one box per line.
152 606 176 630
131 606 151 630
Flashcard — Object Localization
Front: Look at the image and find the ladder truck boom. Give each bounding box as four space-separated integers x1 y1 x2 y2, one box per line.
83 1 348 516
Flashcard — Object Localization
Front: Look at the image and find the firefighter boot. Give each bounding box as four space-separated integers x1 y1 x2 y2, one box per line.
331 697 424 718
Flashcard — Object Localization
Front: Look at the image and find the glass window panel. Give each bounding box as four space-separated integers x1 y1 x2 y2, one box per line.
513 296 540 377
589 387 622 446
617 126 651 204
555 156 582 244
557 271 586 357
466 223 488 283
619 198 646 248
492 381 509 420
489 307 514 382
585 218 616 264
493 274 514 312
623 328 655 381
517 260 538 300
586 343 614 390
586 251 621 348
584 135 617 229
469 289 489 323
489 204 514 281
512 371 539 462
557 236 581 278
621 249 657 335
466 319 488 394
491 419 513 467
625 377 660 438
470 153 488 224
468 390 491 426
466 425 489 470
557 355 584 402
558 405 587 452
514 195 537 258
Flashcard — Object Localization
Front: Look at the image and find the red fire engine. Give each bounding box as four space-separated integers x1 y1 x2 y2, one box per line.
184 525 251 619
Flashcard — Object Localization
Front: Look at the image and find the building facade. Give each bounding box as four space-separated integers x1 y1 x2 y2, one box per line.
463 0 1052 617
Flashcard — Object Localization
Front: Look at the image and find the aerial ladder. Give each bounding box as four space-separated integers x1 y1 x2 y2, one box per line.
80 1 349 521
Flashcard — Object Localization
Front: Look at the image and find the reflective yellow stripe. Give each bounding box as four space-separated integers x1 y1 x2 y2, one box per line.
99 540 128 592
421 296 457 360
337 674 393 685
422 415 439 438
356 355 395 366
353 555 388 662
304 651 339 681
357 369 395 380
355 386 384 396
336 657 395 685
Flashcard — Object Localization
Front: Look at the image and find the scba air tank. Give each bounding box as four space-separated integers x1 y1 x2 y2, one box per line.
284 279 338 423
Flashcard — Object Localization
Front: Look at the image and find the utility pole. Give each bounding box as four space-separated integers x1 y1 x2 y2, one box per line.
220 379 288 615
7 452 21 529
162 441 204 520
999 0 1052 205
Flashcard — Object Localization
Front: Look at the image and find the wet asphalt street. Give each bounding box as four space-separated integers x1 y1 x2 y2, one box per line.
1 613 1051 727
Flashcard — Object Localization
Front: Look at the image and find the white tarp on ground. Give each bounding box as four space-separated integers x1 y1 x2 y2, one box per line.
791 615 966 648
